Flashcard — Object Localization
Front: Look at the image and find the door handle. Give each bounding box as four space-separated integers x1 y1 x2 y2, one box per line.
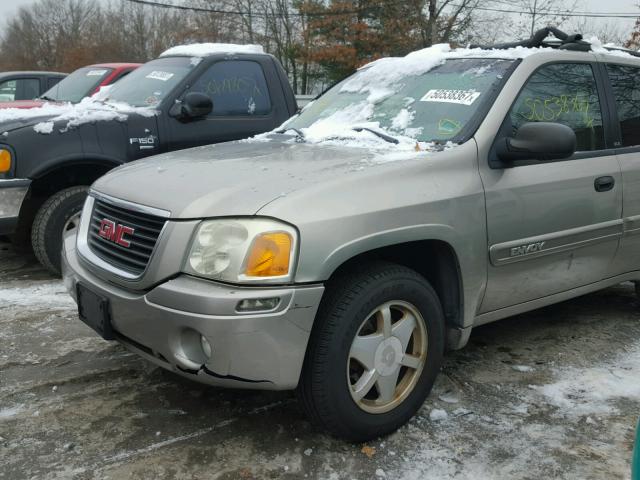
594 176 615 192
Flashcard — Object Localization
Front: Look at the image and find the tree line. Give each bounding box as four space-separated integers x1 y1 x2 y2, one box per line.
0 0 634 94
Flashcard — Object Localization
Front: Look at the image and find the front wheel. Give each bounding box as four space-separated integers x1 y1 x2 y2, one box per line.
31 186 88 276
298 262 445 442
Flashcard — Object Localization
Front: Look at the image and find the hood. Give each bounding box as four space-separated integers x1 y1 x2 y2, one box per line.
0 100 157 137
92 139 426 219
0 100 46 110
0 113 58 134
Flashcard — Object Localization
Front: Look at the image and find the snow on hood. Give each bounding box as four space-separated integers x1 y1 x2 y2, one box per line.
160 43 264 58
0 97 157 135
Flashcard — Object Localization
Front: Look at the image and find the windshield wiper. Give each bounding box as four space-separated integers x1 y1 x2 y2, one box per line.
275 127 306 141
352 127 399 144
39 95 57 102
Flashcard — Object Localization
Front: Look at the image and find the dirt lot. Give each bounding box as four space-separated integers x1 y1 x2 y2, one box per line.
1 239 639 480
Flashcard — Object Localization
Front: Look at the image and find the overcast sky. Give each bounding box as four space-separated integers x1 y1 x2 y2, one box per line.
3 0 640 41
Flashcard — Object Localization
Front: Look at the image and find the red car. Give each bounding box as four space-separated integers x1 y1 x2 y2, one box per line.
0 63 140 109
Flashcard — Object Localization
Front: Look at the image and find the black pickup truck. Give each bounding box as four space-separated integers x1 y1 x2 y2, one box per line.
0 46 297 274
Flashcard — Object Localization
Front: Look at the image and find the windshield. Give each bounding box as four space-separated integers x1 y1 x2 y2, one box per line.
287 58 514 144
42 67 113 103
104 57 197 107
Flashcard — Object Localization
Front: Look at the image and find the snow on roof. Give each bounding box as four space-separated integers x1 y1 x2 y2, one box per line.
160 43 264 58
0 97 156 135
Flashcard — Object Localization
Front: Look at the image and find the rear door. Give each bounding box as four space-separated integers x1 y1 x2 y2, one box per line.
604 62 640 275
166 58 287 150
479 61 623 313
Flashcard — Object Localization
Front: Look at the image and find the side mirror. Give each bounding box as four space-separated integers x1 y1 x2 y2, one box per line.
180 92 212 119
496 122 576 162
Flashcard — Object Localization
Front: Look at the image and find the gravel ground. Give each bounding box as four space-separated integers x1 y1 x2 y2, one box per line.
1 239 639 480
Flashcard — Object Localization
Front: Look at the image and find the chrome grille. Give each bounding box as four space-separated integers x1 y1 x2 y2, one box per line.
87 198 166 276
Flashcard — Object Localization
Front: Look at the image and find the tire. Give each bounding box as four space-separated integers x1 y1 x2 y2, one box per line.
298 261 445 442
31 186 88 276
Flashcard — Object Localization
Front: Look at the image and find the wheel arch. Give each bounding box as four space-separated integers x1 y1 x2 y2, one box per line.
17 157 122 236
320 231 465 335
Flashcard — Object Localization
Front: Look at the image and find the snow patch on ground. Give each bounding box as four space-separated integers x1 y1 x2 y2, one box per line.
534 342 640 415
0 405 24 419
161 43 264 57
429 408 448 421
0 280 75 309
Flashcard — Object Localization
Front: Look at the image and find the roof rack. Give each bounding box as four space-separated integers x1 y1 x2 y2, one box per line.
472 27 640 58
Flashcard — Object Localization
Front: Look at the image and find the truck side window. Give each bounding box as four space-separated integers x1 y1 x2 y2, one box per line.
0 78 40 101
0 80 16 101
606 64 640 147
189 60 271 116
509 63 605 151
47 77 62 89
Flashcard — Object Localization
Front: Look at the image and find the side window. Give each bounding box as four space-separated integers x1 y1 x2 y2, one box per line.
606 64 640 147
47 77 62 89
14 78 41 100
509 63 605 152
0 80 16 101
189 60 271 116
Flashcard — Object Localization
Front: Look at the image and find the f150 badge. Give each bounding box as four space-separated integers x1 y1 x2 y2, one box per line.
129 135 156 150
510 241 545 257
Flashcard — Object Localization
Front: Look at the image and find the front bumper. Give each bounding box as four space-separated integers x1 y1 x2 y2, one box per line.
62 230 325 390
0 178 30 236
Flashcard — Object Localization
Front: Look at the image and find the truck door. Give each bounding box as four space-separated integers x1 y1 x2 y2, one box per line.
604 62 640 275
479 61 623 313
167 59 287 150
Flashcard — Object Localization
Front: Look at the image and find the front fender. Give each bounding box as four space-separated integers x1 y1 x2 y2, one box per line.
319 223 459 280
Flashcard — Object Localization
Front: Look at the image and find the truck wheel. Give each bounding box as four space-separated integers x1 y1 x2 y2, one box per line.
298 262 445 442
31 186 88 276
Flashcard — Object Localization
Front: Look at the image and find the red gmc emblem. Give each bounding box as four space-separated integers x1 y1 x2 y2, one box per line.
98 219 135 247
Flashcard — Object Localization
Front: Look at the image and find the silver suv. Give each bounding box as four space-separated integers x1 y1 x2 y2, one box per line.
62 31 640 441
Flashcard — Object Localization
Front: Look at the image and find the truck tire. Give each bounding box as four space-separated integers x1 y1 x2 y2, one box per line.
31 186 89 276
298 262 445 442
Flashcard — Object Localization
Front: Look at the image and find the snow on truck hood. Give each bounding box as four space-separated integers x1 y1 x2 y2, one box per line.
0 97 156 135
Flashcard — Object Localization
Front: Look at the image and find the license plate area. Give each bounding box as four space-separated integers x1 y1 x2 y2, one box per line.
77 283 115 340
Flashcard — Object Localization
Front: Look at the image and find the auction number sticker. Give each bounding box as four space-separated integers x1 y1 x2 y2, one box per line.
86 69 108 76
420 89 481 106
146 71 174 82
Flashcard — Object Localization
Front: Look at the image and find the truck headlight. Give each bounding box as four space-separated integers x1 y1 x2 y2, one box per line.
184 218 298 284
0 148 12 173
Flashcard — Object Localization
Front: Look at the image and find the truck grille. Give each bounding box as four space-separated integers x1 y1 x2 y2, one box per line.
87 198 166 276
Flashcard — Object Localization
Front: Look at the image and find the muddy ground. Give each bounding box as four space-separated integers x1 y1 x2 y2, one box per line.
1 239 639 480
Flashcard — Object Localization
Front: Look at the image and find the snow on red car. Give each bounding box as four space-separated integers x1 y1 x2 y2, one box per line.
0 63 140 109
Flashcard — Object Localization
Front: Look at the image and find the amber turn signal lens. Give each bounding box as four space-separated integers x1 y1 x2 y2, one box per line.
0 149 11 173
244 232 292 277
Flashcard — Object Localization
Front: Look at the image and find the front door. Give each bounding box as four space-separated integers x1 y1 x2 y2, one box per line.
167 59 285 150
480 62 623 313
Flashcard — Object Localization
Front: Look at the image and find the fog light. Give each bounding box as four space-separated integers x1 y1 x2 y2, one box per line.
236 297 280 312
200 335 212 359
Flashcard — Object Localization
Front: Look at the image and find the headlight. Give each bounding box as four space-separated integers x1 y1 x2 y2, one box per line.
0 148 12 174
184 218 298 284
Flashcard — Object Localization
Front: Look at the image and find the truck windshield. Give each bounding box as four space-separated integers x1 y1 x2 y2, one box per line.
286 58 514 144
42 67 113 103
104 57 196 107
